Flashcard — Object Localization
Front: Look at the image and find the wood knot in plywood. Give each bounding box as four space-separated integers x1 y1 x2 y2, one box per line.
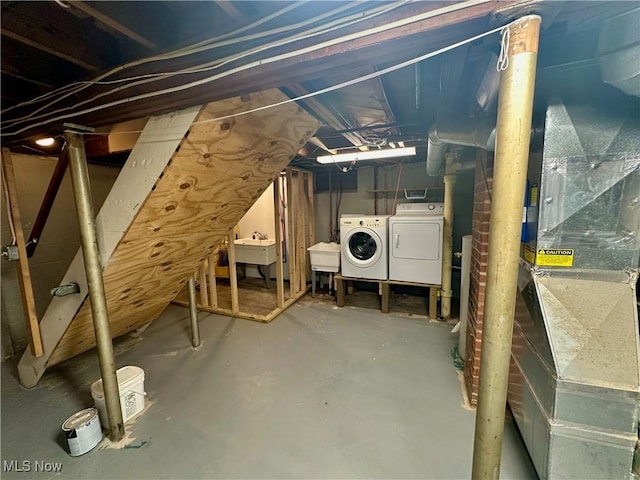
241 173 251 181
164 202 177 212
220 122 231 131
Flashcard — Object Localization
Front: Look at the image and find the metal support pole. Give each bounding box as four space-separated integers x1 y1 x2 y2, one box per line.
187 275 201 347
440 154 456 319
65 130 124 442
471 15 541 480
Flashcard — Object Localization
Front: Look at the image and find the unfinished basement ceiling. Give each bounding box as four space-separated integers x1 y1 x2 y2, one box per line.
1 1 638 167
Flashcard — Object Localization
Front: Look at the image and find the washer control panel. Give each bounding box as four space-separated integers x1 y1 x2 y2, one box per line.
340 217 387 228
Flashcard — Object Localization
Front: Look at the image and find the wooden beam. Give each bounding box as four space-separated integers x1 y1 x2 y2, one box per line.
1 148 43 357
297 171 306 292
71 1 157 50
227 231 239 315
207 252 217 308
198 261 208 307
286 169 297 296
2 1 505 142
0 69 56 90
273 179 285 308
1 29 100 72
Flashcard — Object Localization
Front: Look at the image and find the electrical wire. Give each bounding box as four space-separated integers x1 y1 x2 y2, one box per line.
3 20 506 139
391 161 404 215
2 0 382 124
0 1 308 116
2 0 495 137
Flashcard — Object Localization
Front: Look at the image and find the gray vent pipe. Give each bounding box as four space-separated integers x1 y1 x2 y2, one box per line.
426 117 497 176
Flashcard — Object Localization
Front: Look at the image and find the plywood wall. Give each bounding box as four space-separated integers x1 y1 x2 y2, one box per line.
45 90 319 369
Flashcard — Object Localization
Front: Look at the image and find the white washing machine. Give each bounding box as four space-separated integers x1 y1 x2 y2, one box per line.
389 203 444 285
340 215 389 280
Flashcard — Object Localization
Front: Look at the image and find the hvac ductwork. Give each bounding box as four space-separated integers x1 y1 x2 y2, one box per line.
597 8 640 97
425 117 496 176
508 99 640 479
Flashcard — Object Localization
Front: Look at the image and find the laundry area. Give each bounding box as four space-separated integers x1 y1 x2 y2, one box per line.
1 2 639 479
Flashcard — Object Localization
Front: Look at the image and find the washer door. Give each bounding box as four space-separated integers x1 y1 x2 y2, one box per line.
344 228 382 267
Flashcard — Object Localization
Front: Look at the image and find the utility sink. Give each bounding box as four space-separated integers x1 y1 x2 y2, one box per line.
233 238 276 265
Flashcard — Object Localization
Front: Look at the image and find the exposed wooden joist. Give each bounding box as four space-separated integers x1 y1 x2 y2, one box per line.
0 69 56 90
2 1 505 142
1 29 100 72
71 1 157 50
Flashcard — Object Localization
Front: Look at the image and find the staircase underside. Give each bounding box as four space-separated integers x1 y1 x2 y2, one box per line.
18 89 319 387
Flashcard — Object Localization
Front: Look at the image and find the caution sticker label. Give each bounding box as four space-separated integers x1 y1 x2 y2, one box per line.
536 248 574 267
523 245 536 264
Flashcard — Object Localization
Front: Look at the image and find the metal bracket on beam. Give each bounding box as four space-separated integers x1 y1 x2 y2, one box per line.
51 282 81 297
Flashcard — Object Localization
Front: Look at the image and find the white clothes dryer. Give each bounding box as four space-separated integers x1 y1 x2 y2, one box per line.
389 203 443 285
340 215 389 280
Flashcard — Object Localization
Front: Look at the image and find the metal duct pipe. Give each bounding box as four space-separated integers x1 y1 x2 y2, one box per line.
65 130 124 443
471 14 541 480
426 117 497 176
441 155 456 319
597 8 640 97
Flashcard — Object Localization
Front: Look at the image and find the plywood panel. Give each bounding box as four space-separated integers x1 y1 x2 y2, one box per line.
47 90 319 367
18 107 199 387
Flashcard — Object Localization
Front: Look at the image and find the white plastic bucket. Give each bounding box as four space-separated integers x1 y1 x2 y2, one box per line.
62 408 102 456
91 366 146 429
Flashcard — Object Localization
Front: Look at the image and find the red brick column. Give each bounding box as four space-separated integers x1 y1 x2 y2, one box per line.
464 151 493 406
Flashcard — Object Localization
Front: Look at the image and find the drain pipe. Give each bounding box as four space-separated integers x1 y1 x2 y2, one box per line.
440 153 456 319
65 129 124 443
471 14 541 480
187 275 201 348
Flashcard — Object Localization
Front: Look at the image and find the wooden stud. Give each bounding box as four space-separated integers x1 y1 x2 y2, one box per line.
306 171 315 247
286 169 297 296
1 148 44 358
381 283 390 313
297 171 306 292
429 287 439 320
207 252 217 308
198 261 208 307
273 178 285 308
227 231 239 315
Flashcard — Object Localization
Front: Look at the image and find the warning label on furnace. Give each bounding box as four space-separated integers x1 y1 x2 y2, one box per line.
536 248 574 267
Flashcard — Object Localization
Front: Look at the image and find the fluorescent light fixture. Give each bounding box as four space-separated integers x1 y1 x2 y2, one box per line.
35 137 55 147
317 146 415 164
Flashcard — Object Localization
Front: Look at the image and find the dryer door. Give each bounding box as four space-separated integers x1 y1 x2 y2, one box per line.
344 228 383 267
391 221 442 260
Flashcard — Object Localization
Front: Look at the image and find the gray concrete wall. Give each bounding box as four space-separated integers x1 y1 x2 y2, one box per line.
1 155 119 359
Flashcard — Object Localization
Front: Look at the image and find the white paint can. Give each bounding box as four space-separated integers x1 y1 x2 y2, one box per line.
62 408 102 456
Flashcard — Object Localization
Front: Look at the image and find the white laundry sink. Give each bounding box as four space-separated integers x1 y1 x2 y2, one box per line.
233 238 276 265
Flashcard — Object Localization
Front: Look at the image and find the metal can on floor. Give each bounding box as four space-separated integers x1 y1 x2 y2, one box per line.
62 408 103 456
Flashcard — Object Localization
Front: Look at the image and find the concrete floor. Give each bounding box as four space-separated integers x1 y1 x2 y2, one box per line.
2 297 537 479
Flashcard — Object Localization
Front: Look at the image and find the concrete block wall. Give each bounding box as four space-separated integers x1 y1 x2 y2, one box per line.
464 151 493 406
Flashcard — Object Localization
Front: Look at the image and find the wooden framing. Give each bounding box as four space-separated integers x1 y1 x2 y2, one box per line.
334 274 440 319
18 89 319 386
1 148 44 357
172 168 315 323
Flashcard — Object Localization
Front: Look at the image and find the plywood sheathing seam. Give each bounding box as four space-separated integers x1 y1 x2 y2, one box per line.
27 90 319 377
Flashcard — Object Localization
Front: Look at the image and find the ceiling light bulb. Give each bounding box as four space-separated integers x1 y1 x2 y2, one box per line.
35 137 55 147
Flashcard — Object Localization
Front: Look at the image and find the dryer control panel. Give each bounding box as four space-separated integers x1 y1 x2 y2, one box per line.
395 203 444 216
